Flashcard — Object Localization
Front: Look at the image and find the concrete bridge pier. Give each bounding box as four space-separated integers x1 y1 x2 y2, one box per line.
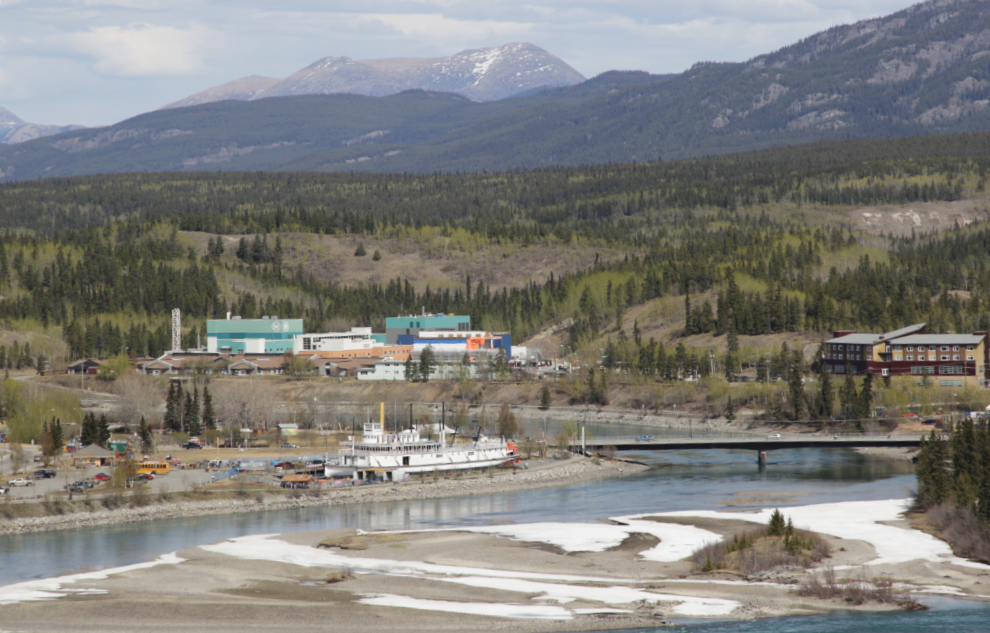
757 451 767 466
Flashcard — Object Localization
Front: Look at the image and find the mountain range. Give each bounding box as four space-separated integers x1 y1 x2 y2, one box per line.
162 43 585 108
0 0 988 181
0 107 83 145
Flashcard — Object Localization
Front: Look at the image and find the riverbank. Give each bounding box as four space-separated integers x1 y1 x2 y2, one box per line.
0 456 646 536
4 498 987 633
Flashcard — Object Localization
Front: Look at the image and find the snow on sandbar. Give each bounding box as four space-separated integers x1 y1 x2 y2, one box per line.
0 553 184 605
357 593 572 619
203 535 741 617
202 534 615 583
463 518 720 562
425 574 740 616
653 499 990 570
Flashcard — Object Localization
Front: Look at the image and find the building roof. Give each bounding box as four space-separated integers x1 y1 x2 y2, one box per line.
227 356 285 370
67 358 103 368
824 333 883 345
281 473 314 482
825 323 928 345
880 323 927 340
73 444 113 458
890 334 985 346
327 357 383 370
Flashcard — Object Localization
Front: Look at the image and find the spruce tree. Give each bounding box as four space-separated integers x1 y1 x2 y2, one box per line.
540 385 552 410
139 416 154 454
818 368 834 420
97 414 111 448
768 509 785 536
52 419 64 454
81 412 97 446
202 385 216 430
788 357 805 420
857 373 874 422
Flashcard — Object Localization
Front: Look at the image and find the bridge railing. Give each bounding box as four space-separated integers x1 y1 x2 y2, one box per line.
585 432 924 444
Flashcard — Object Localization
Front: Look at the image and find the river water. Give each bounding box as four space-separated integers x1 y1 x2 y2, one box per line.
2 424 987 630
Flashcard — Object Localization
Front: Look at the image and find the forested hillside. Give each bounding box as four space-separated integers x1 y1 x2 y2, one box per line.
1 132 990 375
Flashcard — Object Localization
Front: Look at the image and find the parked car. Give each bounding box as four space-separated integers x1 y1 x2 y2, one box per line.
93 472 111 481
8 478 34 487
137 473 155 481
0 487 8 495
32 469 57 479
766 433 781 440
183 442 204 449
636 435 655 442
281 442 300 449
65 482 87 493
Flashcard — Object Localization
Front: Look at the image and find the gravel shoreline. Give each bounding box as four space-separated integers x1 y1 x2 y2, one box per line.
0 457 646 536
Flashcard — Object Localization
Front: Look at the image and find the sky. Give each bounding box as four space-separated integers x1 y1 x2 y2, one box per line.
1 0 918 127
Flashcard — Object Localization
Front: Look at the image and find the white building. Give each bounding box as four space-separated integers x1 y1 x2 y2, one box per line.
294 327 377 354
356 359 479 381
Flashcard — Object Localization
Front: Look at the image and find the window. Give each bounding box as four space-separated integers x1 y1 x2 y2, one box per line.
967 345 975 351
838 354 844 360
837 345 844 350
911 366 934 375
894 354 903 361
952 346 960 352
941 346 950 352
835 365 845 373
967 355 975 361
906 346 914 352
907 355 914 361
939 366 963 375
917 346 925 352
881 368 889 376
940 355 950 361
929 354 937 361
895 345 902 351
953 355 960 361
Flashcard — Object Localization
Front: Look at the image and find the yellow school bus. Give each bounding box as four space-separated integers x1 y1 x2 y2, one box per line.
136 460 170 475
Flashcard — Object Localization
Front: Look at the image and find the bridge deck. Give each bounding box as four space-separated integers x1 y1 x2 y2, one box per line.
583 435 922 452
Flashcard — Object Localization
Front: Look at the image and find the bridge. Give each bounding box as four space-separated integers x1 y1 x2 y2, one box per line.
582 433 923 465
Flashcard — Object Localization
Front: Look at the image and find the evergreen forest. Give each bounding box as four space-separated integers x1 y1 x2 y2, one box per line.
0 132 988 381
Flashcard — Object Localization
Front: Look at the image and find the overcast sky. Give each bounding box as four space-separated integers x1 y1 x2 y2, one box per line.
1 0 916 127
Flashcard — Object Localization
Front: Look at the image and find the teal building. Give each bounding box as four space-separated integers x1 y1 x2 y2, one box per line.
207 317 304 354
384 314 471 344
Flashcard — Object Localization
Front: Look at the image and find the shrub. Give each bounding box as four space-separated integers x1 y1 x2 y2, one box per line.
926 502 990 563
354 243 366 256
372 249 382 261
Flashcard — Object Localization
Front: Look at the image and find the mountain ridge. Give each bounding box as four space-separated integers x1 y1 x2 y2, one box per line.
1 0 989 179
0 107 84 145
161 43 585 109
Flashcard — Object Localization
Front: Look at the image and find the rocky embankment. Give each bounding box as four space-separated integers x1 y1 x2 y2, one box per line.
0 457 645 535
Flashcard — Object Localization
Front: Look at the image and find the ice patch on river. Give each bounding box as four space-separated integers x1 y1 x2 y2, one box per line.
0 553 184 605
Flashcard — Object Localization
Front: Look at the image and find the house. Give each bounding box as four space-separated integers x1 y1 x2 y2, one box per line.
67 358 103 375
322 357 382 377
224 356 285 376
72 444 115 468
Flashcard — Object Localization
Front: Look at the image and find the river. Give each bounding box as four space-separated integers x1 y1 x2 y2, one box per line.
2 424 987 630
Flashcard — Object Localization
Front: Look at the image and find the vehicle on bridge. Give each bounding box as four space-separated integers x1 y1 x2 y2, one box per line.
766 433 781 440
